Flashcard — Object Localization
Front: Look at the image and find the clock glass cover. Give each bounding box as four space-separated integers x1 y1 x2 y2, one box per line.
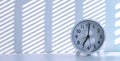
71 20 105 54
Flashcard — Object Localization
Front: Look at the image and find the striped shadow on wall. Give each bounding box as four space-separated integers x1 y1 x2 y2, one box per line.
82 0 106 27
114 3 120 45
51 0 76 53
22 0 45 54
0 0 110 54
0 0 15 54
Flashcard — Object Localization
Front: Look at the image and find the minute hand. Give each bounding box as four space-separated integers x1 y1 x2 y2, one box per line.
88 23 90 35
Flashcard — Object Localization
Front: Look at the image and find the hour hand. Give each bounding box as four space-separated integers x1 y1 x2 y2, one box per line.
82 35 89 48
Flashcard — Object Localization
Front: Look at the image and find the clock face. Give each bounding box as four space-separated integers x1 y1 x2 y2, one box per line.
71 20 105 54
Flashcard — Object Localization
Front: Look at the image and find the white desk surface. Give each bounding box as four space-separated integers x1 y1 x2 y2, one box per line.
0 52 120 61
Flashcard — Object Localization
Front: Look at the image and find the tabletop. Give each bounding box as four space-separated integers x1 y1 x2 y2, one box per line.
1 52 120 61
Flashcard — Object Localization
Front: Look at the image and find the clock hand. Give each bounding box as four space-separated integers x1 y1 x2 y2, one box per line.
88 22 91 49
88 22 90 35
82 22 90 48
83 35 89 48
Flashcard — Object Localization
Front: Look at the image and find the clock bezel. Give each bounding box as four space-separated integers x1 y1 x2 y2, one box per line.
71 20 105 54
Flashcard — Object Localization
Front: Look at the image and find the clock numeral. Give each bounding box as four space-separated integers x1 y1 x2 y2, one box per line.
77 40 80 45
77 29 81 33
100 34 102 39
86 23 88 27
98 41 100 44
81 25 84 29
86 23 90 28
93 25 95 28
94 44 96 48
87 46 90 50
97 28 100 33
75 35 78 39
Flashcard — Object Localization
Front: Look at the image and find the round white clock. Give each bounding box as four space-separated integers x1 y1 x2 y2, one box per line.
71 20 105 55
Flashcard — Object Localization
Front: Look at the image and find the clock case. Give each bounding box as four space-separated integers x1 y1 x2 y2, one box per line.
71 20 105 56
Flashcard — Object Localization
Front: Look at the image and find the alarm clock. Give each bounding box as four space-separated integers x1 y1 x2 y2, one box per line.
71 20 105 55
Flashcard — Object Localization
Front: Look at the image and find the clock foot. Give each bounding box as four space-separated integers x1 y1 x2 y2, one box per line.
86 54 91 56
96 52 100 56
76 51 81 56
